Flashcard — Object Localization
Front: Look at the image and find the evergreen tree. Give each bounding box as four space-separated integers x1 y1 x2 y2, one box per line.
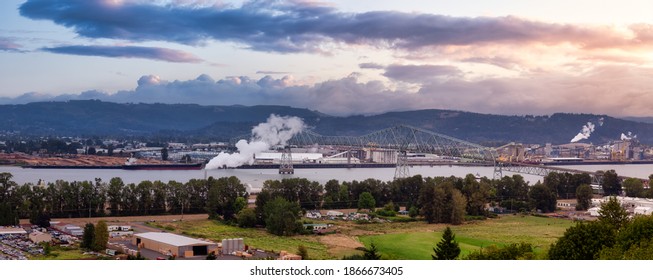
81 223 95 250
432 226 461 260
363 242 382 260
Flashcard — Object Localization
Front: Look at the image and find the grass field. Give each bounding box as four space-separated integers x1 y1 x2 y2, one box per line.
156 214 574 260
153 220 331 260
30 246 95 260
358 215 574 259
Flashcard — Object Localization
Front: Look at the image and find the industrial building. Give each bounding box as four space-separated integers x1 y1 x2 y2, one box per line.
589 196 653 217
55 224 83 236
29 231 52 243
133 232 217 258
254 152 363 164
0 227 27 235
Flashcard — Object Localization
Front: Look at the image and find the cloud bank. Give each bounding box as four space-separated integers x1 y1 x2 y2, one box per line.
3 62 653 117
19 0 653 53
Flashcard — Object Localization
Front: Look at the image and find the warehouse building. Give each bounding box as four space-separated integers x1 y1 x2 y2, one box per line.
133 232 217 258
0 227 27 235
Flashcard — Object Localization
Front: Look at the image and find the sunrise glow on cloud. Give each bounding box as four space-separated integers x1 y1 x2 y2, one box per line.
2 0 653 116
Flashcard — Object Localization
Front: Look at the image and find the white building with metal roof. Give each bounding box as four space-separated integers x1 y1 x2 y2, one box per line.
133 232 217 258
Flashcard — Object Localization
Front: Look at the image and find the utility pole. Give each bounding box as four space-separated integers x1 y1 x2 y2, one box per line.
394 150 409 179
279 146 294 174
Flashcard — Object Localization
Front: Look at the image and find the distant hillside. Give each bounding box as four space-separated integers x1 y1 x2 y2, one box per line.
315 111 650 145
0 100 323 139
1 100 652 145
623 116 653 124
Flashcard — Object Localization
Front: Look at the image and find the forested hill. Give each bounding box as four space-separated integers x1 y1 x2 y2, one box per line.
1 100 652 145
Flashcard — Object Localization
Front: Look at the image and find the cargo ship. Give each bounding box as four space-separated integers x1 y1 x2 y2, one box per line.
121 158 203 170
121 162 203 170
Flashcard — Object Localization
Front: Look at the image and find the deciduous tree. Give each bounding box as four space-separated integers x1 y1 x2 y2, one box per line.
236 208 257 228
548 221 615 260
206 176 246 221
264 197 302 236
93 220 109 252
622 178 644 198
601 170 621 196
575 184 593 211
81 223 95 250
464 243 533 260
528 182 557 213
598 196 629 230
357 192 376 212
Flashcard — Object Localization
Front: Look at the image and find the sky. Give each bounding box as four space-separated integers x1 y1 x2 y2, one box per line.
2 0 653 117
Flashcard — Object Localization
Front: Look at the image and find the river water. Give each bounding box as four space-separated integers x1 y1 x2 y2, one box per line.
2 164 652 190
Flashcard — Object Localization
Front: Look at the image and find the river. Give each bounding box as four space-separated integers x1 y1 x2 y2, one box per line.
2 164 652 190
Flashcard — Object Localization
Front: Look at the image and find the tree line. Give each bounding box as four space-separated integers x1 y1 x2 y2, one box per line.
1 169 647 232
0 171 593 226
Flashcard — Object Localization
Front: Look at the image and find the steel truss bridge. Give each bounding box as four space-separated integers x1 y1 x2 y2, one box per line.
235 124 644 183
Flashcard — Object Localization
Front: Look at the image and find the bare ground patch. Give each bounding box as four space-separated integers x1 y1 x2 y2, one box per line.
320 234 364 258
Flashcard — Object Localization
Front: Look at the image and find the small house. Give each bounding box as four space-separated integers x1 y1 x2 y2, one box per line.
305 211 321 219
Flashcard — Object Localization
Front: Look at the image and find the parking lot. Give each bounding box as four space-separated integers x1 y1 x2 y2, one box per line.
0 233 42 260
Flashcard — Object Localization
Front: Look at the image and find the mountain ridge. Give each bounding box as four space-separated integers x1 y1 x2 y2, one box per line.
0 100 651 145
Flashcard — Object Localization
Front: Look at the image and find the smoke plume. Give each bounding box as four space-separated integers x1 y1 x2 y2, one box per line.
621 132 636 140
570 122 595 143
205 114 306 169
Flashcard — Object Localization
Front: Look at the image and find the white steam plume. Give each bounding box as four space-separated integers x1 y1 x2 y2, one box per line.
598 117 604 126
205 114 306 169
621 132 636 140
570 122 595 143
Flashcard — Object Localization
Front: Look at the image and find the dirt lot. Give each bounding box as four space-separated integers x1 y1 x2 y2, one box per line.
319 234 364 257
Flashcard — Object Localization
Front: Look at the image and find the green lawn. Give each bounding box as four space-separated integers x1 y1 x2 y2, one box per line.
359 215 574 260
155 214 574 260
